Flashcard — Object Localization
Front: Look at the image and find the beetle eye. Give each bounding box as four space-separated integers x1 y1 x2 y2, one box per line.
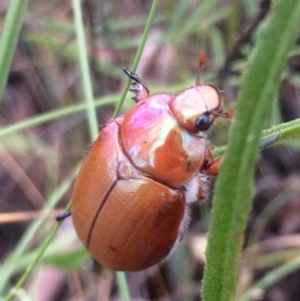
195 114 212 131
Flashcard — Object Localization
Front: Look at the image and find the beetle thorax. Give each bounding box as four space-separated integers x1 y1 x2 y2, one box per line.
121 94 206 187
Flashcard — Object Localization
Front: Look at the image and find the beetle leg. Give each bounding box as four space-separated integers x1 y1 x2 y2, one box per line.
259 132 280 149
204 132 280 176
215 108 234 119
205 156 222 176
123 68 150 102
202 148 221 175
184 173 211 203
56 210 71 222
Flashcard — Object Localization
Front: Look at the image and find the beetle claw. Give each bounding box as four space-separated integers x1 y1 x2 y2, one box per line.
131 82 140 88
129 88 139 93
124 67 150 102
129 85 141 103
130 83 141 94
129 88 139 94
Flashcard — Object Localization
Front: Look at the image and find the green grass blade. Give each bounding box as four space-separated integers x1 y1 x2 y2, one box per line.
112 0 159 118
72 0 98 141
239 253 300 301
201 1 300 301
116 272 131 301
2 165 80 300
0 0 29 102
0 96 117 139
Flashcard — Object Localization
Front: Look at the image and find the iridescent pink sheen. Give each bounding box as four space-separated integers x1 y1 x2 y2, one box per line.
121 94 206 186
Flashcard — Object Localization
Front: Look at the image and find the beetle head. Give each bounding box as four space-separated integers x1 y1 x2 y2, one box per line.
168 52 231 136
168 85 223 135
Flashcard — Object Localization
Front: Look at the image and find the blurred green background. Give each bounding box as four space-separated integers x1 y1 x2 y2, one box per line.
1 0 300 300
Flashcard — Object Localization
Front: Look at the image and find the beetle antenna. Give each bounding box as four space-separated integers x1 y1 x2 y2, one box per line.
196 51 206 86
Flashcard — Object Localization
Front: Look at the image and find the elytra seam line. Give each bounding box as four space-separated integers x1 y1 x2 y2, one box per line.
86 179 118 248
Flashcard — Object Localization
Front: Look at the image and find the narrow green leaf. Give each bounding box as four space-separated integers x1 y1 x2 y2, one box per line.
116 272 131 301
72 0 98 141
239 254 300 301
0 97 118 139
112 0 159 118
202 1 300 301
44 248 90 272
0 0 29 102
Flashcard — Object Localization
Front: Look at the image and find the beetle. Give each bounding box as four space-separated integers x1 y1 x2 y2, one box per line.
58 52 234 271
